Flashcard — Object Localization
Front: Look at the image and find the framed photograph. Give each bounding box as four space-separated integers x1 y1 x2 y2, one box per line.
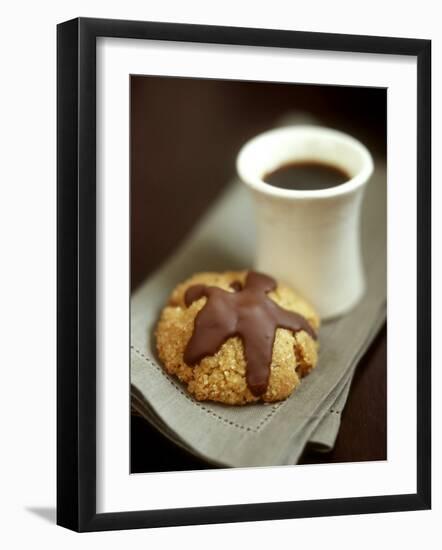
57 17 431 532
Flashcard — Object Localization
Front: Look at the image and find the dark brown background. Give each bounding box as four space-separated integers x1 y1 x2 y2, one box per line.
130 76 386 472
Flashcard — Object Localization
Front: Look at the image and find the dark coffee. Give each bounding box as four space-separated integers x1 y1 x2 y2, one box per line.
264 161 349 191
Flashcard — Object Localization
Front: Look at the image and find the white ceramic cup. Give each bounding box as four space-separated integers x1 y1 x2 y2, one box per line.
236 125 374 320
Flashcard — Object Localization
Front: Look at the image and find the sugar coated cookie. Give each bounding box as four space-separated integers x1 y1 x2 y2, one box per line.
155 270 320 405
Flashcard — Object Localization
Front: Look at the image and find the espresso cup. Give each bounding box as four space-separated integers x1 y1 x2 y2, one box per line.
236 125 374 320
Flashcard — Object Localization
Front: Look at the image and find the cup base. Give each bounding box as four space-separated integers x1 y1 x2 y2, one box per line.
318 286 366 322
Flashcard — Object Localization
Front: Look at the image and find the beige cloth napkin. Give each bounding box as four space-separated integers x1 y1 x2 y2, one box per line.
130 146 386 467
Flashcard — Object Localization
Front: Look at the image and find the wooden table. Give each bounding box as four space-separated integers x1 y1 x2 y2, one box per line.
130 76 387 472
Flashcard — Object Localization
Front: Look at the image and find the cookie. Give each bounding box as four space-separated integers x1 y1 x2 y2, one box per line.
155 270 320 405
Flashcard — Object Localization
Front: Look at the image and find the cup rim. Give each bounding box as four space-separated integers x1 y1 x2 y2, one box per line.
236 125 374 200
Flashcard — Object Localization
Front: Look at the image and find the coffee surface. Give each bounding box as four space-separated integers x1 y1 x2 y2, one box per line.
264 161 349 191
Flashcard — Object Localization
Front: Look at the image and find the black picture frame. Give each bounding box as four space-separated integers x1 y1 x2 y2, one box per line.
57 17 431 532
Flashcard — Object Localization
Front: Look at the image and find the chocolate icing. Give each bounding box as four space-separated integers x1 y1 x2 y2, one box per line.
183 271 317 396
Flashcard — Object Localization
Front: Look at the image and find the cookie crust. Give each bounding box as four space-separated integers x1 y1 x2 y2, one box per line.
155 271 320 405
